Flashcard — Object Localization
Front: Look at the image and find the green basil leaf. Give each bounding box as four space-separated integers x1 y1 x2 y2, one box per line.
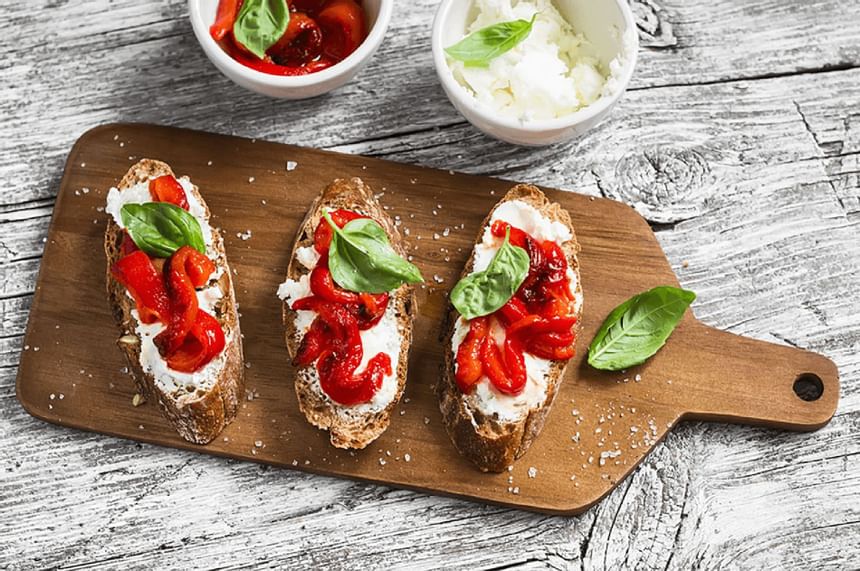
450 228 529 320
326 213 424 294
232 0 290 60
445 14 537 67
587 286 696 371
121 203 206 258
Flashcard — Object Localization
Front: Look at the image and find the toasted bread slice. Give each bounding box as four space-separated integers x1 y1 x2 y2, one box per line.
104 159 244 444
438 185 583 472
280 178 416 449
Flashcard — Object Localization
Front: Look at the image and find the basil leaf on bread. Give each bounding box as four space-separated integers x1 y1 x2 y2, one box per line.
121 203 206 258
450 228 529 320
325 213 424 293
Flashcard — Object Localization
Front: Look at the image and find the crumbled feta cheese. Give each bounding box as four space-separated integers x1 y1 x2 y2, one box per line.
447 0 611 121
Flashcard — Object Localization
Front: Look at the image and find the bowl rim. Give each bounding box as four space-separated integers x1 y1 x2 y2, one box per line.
431 0 639 134
188 0 394 87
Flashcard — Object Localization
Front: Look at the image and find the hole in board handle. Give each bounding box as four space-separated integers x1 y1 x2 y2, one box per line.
793 373 824 402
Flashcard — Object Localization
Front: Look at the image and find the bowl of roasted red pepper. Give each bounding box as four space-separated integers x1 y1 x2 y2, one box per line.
189 0 392 99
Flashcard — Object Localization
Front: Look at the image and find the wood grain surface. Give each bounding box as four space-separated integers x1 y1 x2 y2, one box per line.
1 0 859 569
15 123 840 515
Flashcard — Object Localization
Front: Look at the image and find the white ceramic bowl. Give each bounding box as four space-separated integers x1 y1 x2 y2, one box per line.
189 0 393 99
432 0 639 146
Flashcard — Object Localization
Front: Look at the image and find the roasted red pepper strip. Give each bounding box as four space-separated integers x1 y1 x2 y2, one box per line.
111 251 171 325
490 220 529 248
310 266 360 304
356 292 389 330
156 247 214 356
527 342 576 361
481 336 511 394
268 12 323 66
313 208 365 254
496 297 528 326
502 336 527 395
149 175 189 210
531 331 576 348
295 316 329 366
455 316 488 393
167 310 226 373
316 0 366 61
210 0 241 41
120 231 139 257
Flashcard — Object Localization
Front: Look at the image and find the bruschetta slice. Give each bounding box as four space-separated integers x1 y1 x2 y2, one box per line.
104 159 244 444
439 185 583 472
278 178 421 449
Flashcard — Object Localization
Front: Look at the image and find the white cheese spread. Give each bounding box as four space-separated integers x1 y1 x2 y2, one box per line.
452 199 581 421
447 0 620 122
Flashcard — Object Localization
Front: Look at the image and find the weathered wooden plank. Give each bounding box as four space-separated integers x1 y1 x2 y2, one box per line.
2 0 860 208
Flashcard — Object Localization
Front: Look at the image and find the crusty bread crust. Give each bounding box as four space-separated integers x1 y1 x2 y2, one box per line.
104 159 244 444
438 185 583 472
282 178 416 450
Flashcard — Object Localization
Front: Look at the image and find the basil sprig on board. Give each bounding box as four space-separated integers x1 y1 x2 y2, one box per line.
587 286 696 371
450 228 529 320
445 14 537 67
121 203 206 258
325 213 424 294
233 0 290 60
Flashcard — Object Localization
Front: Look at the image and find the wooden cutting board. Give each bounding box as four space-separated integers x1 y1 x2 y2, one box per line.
16 124 839 515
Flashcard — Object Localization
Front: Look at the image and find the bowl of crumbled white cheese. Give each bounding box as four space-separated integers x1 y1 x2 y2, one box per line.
432 0 638 146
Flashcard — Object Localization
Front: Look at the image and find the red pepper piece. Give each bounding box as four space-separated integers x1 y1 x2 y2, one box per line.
268 12 323 66
320 350 390 406
455 316 488 393
479 334 527 396
317 0 366 61
210 0 241 41
481 336 511 393
149 175 189 210
111 251 171 325
291 295 324 312
506 315 543 338
355 292 389 329
313 208 365 254
120 231 139 256
490 220 529 248
527 342 576 361
501 335 527 395
224 39 336 75
534 281 573 318
310 266 360 304
531 331 576 348
294 315 329 366
155 246 214 356
541 240 567 283
496 297 528 326
167 310 226 373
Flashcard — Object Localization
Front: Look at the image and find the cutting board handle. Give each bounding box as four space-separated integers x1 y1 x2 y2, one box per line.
677 324 839 430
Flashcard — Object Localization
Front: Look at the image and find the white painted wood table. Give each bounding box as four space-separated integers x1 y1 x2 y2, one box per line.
2 1 859 569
